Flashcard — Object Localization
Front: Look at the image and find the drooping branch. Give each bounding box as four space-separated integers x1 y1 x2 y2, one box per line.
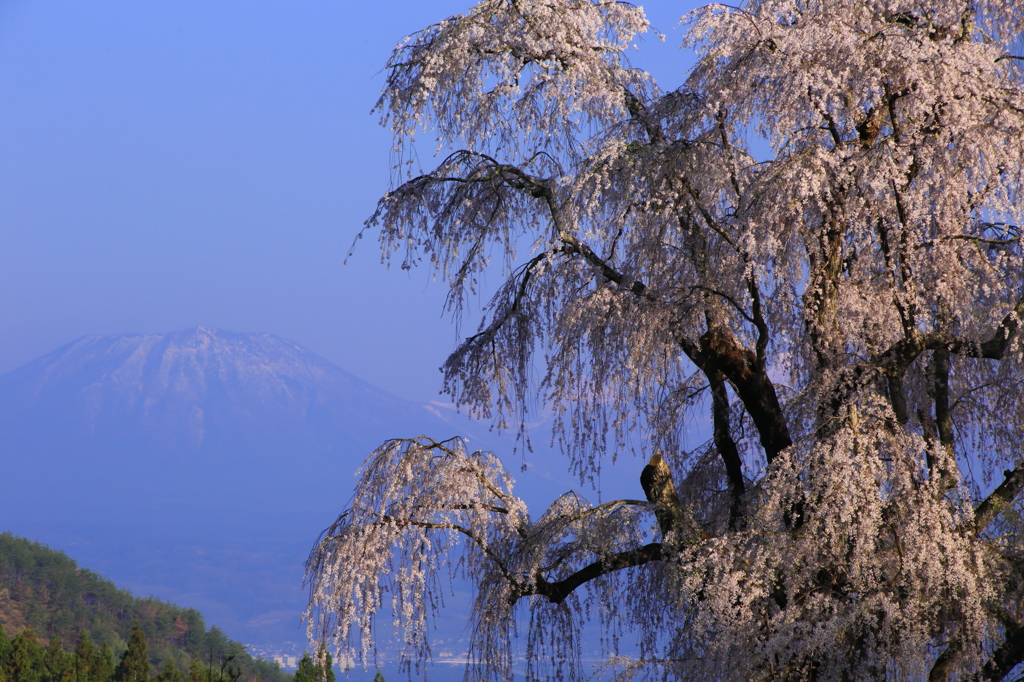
469 159 656 302
423 158 788 478
426 155 795 470
373 513 519 586
455 251 553 352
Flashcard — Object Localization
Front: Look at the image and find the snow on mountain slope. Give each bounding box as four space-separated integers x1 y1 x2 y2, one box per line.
0 326 458 455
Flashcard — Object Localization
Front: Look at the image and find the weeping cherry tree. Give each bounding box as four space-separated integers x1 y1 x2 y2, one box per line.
305 0 1024 679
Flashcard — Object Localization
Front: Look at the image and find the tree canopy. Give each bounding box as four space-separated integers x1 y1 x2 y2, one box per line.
306 0 1024 680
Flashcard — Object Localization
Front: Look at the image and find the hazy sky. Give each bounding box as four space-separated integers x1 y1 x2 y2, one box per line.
0 0 701 403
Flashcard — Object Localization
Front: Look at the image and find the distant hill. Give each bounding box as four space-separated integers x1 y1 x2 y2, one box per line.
0 532 289 681
0 327 504 649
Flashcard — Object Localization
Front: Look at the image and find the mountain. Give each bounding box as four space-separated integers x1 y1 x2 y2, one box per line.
0 327 500 656
0 325 465 458
0 326 487 522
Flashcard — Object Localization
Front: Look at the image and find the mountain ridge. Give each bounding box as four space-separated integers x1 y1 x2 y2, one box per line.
0 326 440 455
0 327 497 649
0 531 290 681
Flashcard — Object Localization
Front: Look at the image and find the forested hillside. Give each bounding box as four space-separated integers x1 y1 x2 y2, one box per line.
0 533 289 681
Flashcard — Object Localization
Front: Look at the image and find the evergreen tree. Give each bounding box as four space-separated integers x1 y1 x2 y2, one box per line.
216 656 241 682
153 658 179 682
314 645 334 682
372 672 384 682
44 636 72 682
292 653 316 682
72 632 94 682
0 627 11 673
10 627 43 682
0 534 290 682
113 623 148 682
186 655 203 682
93 643 114 682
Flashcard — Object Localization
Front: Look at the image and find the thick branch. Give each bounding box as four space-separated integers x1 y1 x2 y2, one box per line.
928 639 959 682
876 299 1021 377
556 236 653 299
924 347 959 487
871 294 1024 421
623 87 663 144
521 543 663 605
687 328 792 464
877 214 916 339
708 370 745 529
748 278 769 368
806 217 845 374
977 294 1024 360
980 623 1024 681
975 464 1024 534
932 347 954 451
887 373 910 425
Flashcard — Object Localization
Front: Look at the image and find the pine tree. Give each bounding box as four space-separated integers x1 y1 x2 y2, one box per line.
292 653 316 682
0 627 11 678
314 646 334 682
186 654 203 682
10 628 43 682
113 624 148 682
93 643 114 682
153 658 179 682
72 632 94 682
44 636 72 682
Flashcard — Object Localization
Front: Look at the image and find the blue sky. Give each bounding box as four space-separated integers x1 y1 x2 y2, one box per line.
0 0 700 403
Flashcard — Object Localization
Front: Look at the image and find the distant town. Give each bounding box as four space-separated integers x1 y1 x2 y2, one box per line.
244 642 306 670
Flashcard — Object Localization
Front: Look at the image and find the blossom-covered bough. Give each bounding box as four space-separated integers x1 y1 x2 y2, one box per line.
305 0 1024 679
